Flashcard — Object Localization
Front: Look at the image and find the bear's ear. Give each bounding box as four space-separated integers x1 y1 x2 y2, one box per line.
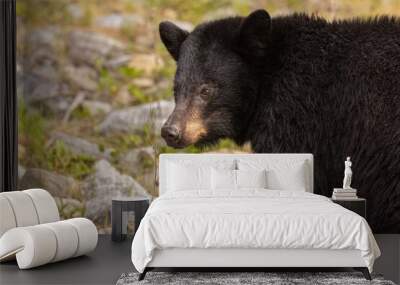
159 21 189 61
238 10 271 57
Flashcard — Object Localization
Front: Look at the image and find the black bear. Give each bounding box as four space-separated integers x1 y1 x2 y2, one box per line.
159 10 400 233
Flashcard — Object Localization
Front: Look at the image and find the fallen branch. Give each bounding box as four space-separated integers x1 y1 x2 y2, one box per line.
62 92 86 124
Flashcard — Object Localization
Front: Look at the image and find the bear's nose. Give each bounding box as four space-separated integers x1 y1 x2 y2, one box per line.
161 125 181 144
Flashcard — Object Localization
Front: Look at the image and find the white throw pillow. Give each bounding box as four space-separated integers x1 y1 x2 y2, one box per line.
266 163 307 191
238 159 308 191
236 169 267 189
167 162 211 191
211 168 236 190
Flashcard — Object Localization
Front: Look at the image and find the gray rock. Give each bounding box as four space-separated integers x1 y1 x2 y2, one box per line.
63 65 98 91
26 27 64 67
68 30 126 66
82 100 112 116
27 26 63 51
104 54 132 69
31 63 60 81
22 72 71 104
98 100 174 134
95 13 144 29
42 96 73 114
19 168 77 198
28 47 59 68
82 160 150 221
119 147 155 176
51 132 112 159
29 81 60 102
22 27 66 104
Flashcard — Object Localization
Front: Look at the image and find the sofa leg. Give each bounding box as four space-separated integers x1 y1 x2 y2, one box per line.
354 267 371 280
138 268 148 281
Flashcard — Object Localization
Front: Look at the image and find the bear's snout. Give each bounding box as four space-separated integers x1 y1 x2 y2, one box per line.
161 124 182 147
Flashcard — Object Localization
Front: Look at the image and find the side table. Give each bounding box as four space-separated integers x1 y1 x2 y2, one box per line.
331 197 367 219
112 196 150 242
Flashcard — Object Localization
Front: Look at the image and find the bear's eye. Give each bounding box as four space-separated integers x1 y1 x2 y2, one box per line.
199 85 211 99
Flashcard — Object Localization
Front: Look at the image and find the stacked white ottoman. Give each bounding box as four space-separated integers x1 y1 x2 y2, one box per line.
0 189 98 269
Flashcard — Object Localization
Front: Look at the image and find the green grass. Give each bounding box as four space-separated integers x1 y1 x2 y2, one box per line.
118 66 143 79
71 105 92 120
46 141 96 180
128 85 150 103
97 64 157 104
146 0 230 22
57 198 86 219
158 138 244 154
18 99 47 167
19 99 95 180
101 123 159 156
98 67 119 94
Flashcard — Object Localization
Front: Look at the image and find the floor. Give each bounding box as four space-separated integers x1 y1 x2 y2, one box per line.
373 234 400 284
1 234 399 285
0 235 134 285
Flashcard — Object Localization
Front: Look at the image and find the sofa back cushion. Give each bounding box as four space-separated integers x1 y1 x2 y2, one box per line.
0 189 60 238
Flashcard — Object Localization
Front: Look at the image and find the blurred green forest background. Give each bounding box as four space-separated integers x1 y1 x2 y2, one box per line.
16 0 400 230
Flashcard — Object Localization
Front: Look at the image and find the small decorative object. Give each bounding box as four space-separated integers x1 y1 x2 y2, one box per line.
342 156 353 189
332 157 358 199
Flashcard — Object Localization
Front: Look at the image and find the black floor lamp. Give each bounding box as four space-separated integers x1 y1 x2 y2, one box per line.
0 0 17 192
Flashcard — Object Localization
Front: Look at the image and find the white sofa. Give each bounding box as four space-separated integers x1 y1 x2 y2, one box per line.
0 189 98 269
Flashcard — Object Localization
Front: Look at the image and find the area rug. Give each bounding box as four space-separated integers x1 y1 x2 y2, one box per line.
116 272 396 285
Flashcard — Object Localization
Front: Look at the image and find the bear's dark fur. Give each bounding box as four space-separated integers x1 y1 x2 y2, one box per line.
159 10 400 233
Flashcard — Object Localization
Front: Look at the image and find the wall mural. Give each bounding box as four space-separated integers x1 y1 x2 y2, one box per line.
17 0 399 234
159 10 400 233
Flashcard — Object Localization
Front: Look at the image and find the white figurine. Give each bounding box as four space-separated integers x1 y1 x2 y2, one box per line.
342 156 353 189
